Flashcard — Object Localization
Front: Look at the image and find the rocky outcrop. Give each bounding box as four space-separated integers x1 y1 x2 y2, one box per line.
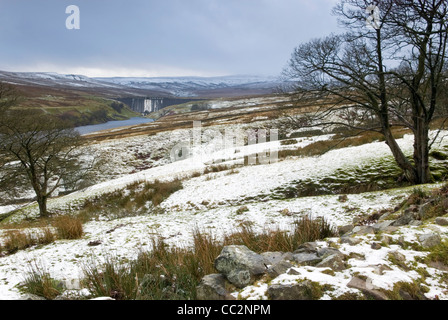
198 243 349 300
197 202 448 300
214 245 268 288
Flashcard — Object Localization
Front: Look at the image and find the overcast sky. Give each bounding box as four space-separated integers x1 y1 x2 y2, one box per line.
0 0 343 78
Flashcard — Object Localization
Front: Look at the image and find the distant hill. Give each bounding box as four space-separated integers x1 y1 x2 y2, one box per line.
0 70 285 99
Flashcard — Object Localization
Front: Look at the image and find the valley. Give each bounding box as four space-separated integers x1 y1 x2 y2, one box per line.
1 72 448 301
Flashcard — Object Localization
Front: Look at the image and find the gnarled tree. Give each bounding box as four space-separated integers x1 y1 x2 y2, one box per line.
0 83 89 217
282 0 448 184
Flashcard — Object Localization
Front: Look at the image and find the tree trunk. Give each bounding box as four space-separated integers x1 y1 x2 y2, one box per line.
413 117 431 184
382 127 418 184
36 194 49 217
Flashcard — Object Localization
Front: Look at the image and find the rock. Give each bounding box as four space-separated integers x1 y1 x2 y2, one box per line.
372 220 395 232
316 254 346 271
338 224 354 236
317 247 344 259
196 274 232 300
286 268 301 275
214 245 268 288
371 264 393 275
347 276 389 300
379 234 393 245
418 233 441 249
267 260 294 278
392 212 415 226
371 242 382 250
340 237 362 246
418 202 433 220
268 280 321 300
88 240 102 246
351 226 375 235
293 242 318 254
388 251 406 263
435 217 448 226
292 252 322 266
90 297 116 300
261 252 292 265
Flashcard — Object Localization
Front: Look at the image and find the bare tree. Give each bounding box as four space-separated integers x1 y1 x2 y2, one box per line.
0 84 90 217
282 0 448 184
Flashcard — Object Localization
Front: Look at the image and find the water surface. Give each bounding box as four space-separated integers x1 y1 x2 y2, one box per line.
76 117 154 135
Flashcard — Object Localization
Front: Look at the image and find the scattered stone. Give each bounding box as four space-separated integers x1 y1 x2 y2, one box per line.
338 195 348 203
340 237 362 246
418 233 441 249
280 208 291 216
286 267 301 276
292 252 322 266
351 226 375 235
214 245 268 288
267 280 321 300
236 206 249 215
379 234 393 245
392 212 415 226
316 254 346 271
338 224 354 236
418 202 434 220
388 251 406 264
267 260 294 278
261 252 292 265
371 242 382 250
435 217 448 226
371 264 393 275
317 247 344 259
196 274 233 300
88 240 102 246
293 242 318 254
372 220 395 232
409 220 422 226
428 261 448 272
347 276 389 300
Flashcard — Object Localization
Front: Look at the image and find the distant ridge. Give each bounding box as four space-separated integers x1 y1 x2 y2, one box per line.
0 70 285 98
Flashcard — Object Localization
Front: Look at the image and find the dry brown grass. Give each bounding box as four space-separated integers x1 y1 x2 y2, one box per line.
52 215 84 240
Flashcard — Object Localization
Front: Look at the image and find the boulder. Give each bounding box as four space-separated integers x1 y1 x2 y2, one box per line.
435 217 448 226
196 274 232 300
347 276 389 300
351 226 375 235
214 245 267 288
338 224 354 236
292 252 322 266
293 242 319 254
392 212 415 226
317 247 344 259
340 237 362 246
316 254 346 271
261 251 293 265
371 242 382 250
267 260 294 278
418 233 441 249
372 220 395 232
267 280 321 300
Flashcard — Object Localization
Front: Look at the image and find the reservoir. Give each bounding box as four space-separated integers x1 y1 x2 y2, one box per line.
76 117 154 135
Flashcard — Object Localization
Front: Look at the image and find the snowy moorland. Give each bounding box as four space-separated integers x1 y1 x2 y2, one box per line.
1 115 448 300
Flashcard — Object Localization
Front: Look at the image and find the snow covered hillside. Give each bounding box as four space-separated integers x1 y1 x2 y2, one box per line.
1 117 448 300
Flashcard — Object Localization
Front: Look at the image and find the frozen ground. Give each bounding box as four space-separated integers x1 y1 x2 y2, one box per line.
1 122 448 300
